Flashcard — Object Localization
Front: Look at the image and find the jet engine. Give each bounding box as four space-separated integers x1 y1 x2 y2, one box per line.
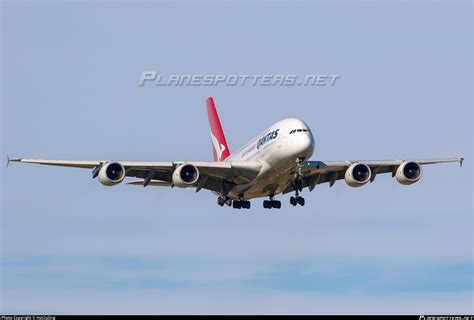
345 163 372 187
396 161 422 185
172 163 200 188
98 162 126 186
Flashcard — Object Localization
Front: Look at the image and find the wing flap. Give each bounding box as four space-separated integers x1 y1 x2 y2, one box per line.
127 180 172 187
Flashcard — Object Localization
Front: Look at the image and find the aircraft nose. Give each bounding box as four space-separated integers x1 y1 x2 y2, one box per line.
295 132 315 158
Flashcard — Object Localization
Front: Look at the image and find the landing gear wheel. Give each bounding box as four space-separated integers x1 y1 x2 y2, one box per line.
290 196 305 206
290 196 297 206
233 195 251 209
218 196 233 207
271 200 281 209
263 197 281 209
217 197 225 207
233 201 242 209
232 199 251 209
297 197 305 206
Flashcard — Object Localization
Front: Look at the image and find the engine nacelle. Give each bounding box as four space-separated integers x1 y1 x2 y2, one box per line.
172 163 199 188
345 163 372 187
98 162 126 186
396 161 422 185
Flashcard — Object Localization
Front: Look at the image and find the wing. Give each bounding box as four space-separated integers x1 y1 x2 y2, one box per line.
8 157 262 194
282 157 464 194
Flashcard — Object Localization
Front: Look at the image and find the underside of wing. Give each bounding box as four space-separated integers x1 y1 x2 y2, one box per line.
282 157 463 194
126 161 261 186
9 157 262 194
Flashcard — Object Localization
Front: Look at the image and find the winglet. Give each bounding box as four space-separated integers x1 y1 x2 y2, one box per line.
460 156 464 167
6 155 22 167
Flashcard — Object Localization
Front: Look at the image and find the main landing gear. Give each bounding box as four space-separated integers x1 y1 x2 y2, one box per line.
218 195 251 209
290 195 305 206
217 196 232 207
263 195 281 209
233 200 251 209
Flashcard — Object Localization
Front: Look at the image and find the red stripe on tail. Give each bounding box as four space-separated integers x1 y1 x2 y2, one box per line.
206 97 230 161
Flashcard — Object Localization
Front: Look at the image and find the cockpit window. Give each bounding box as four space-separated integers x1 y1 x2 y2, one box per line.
290 129 309 134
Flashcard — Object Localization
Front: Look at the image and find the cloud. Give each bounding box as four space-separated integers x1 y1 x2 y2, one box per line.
2 288 473 314
2 207 471 261
2 252 472 313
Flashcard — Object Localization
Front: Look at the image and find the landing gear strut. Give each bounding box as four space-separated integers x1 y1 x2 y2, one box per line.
263 195 281 209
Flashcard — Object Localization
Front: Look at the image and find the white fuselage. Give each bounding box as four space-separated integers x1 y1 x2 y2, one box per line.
225 118 315 199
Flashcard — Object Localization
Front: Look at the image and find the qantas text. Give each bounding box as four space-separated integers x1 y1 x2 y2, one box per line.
257 129 280 150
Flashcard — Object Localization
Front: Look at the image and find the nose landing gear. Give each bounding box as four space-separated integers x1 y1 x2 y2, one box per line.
290 157 306 207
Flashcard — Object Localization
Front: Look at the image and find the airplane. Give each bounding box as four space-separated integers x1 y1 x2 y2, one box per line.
8 97 464 209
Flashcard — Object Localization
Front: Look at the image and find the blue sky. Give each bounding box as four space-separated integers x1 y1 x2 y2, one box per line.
1 0 472 314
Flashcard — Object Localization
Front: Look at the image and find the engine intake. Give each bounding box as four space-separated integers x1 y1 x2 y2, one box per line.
98 162 126 186
172 163 199 188
345 163 372 187
396 161 422 185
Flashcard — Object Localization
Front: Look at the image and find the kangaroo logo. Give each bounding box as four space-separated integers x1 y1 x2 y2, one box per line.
211 130 226 161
